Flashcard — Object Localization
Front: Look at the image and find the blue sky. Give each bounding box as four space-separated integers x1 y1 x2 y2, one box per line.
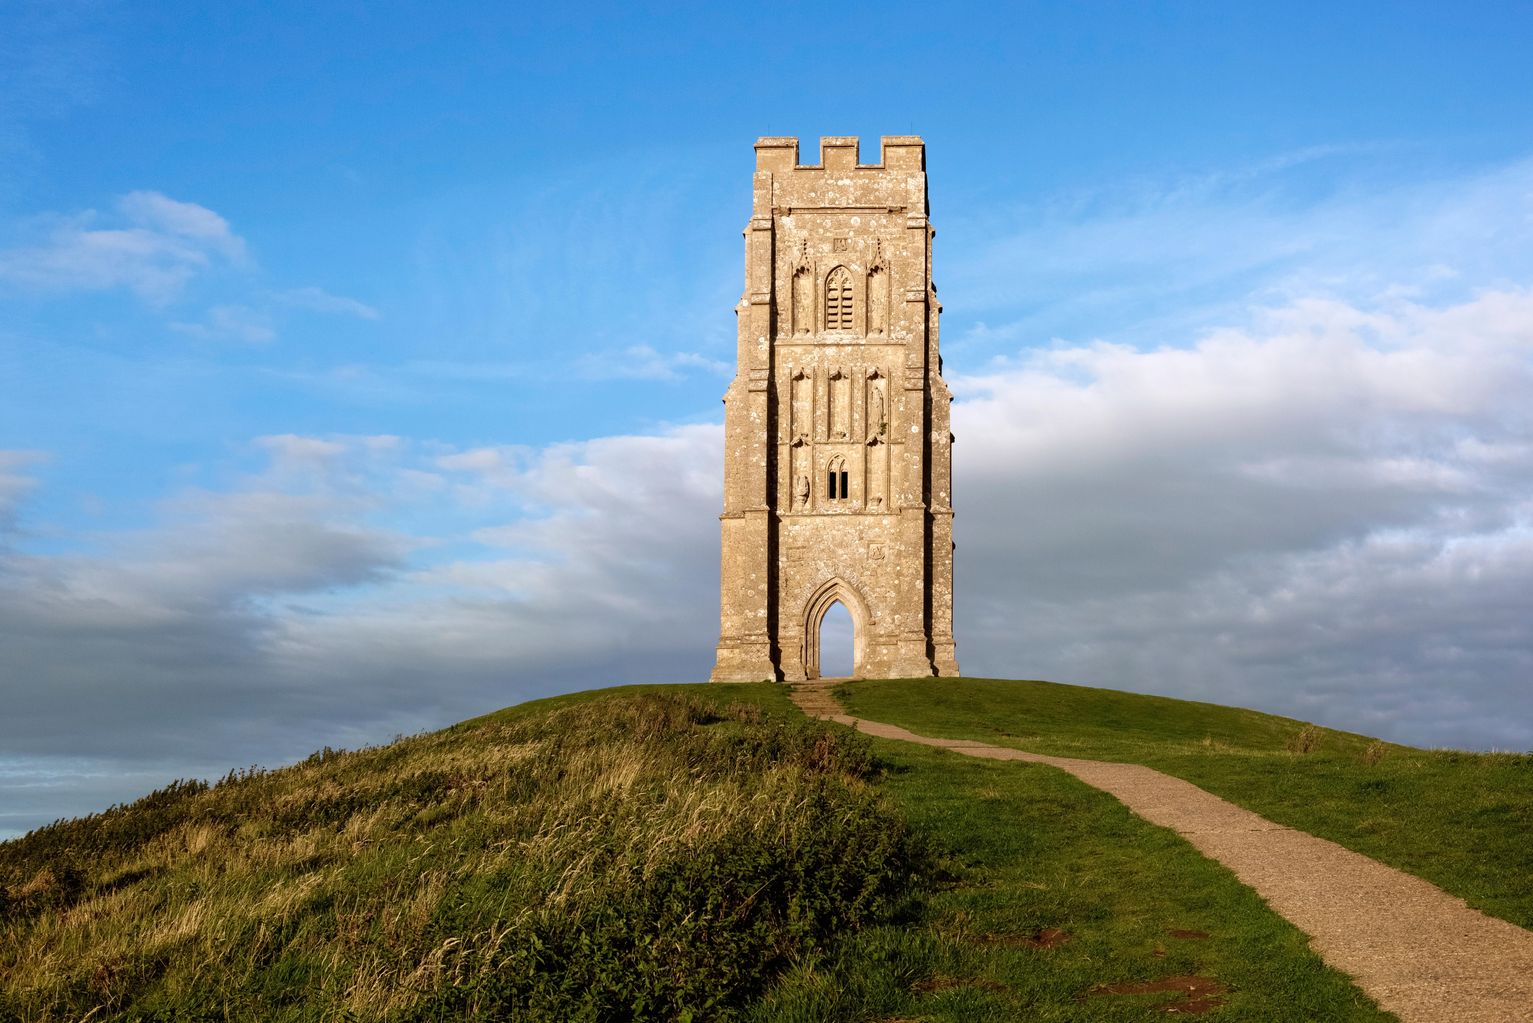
3 0 1533 837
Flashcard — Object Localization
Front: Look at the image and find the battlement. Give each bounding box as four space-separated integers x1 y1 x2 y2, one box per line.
755 136 925 173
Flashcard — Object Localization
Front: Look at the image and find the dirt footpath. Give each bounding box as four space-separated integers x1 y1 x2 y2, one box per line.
790 683 1533 1023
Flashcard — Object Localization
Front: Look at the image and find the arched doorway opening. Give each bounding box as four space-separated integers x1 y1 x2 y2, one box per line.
819 601 854 679
801 577 868 680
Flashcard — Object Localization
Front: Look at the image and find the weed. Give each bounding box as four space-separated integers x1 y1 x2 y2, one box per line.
1287 725 1323 754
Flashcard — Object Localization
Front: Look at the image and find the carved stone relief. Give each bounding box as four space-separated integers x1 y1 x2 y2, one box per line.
867 268 887 336
827 367 850 440
790 367 811 445
867 240 889 336
791 239 812 335
792 269 813 335
866 368 887 441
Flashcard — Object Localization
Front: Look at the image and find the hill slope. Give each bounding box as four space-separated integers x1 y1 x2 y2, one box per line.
6 677 1520 1021
0 686 923 1021
840 677 1533 929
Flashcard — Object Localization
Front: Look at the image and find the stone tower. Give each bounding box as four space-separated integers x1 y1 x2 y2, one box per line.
710 135 959 682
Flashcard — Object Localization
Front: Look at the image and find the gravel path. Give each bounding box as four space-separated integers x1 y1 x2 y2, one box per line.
790 683 1533 1023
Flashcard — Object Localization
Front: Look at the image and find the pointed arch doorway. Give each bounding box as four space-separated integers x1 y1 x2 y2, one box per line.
820 602 854 678
801 577 868 680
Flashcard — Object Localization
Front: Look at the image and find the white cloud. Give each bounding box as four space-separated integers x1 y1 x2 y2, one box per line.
0 191 247 303
435 447 509 473
169 291 385 344
0 426 721 835
945 153 1533 354
0 195 371 343
576 344 731 381
169 304 276 344
278 285 380 320
0 450 46 530
254 433 351 474
0 438 416 809
278 424 723 674
117 191 246 258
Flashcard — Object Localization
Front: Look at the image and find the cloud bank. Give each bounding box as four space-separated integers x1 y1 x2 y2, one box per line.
0 425 723 836
4 281 1532 836
4 151 1533 838
954 288 1533 750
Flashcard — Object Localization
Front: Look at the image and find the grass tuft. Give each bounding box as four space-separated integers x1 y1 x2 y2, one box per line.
1286 724 1323 754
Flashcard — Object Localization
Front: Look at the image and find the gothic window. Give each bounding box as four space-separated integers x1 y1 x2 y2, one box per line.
826 456 849 501
825 267 853 331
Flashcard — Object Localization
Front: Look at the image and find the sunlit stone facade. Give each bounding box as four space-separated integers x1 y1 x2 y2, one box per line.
710 136 958 682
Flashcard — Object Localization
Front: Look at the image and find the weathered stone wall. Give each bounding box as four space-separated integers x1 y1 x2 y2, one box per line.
711 136 958 682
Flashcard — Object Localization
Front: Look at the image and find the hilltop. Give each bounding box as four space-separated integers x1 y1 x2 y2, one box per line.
3 678 1529 1021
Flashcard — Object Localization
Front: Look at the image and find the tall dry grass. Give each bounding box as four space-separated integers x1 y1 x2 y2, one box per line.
0 692 926 1022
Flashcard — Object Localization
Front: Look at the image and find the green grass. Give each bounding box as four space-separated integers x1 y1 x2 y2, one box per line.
753 734 1393 1021
838 676 1533 929
1 677 1413 1021
0 685 924 1022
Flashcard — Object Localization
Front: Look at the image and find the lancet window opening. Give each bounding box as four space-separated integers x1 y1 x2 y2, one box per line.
825 455 849 501
825 267 854 331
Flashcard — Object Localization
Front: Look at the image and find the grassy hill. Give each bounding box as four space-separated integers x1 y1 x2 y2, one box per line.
1 686 925 1022
838 677 1533 930
2 677 1526 1021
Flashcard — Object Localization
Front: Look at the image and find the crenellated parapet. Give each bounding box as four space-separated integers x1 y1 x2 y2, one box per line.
753 136 926 173
750 136 929 219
